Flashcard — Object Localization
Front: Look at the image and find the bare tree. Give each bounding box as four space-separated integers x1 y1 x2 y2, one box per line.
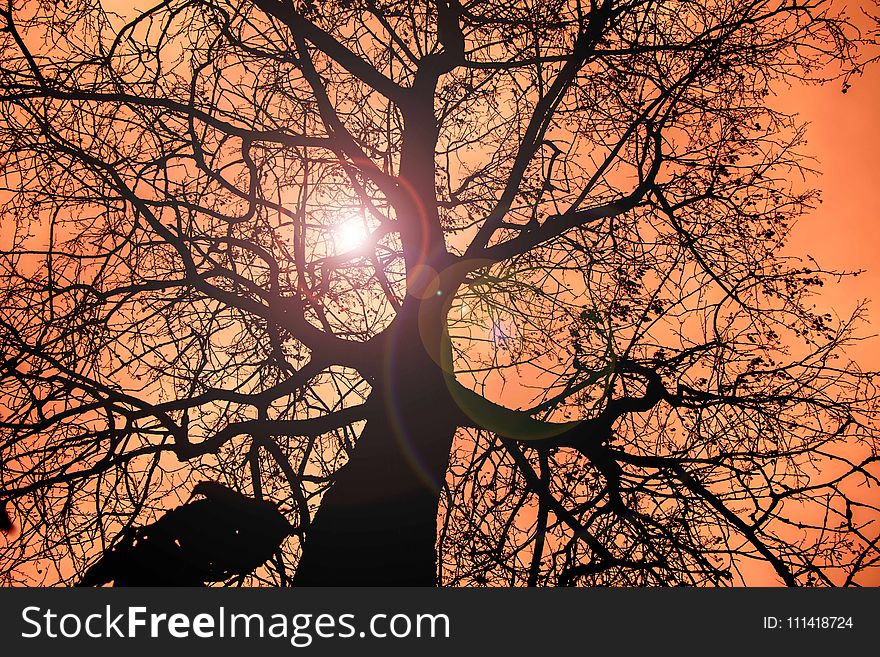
1 0 878 586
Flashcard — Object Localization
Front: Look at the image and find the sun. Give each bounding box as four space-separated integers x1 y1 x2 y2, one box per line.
334 219 369 253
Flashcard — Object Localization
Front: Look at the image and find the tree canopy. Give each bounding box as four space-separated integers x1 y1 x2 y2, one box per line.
1 0 879 586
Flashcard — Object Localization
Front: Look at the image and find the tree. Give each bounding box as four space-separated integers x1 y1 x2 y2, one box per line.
1 0 878 586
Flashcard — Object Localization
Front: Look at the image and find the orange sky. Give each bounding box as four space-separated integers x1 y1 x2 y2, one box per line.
781 63 880 369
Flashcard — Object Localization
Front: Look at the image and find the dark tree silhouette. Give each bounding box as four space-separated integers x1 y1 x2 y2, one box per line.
1 0 879 586
77 482 292 586
0 500 11 533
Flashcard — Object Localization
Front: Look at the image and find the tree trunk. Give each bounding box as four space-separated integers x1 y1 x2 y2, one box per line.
294 67 455 586
293 309 456 586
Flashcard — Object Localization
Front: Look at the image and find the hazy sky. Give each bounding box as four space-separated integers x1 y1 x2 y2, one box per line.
781 61 880 370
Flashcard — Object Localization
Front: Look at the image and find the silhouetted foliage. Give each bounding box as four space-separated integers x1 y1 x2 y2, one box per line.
1 0 879 586
77 482 291 586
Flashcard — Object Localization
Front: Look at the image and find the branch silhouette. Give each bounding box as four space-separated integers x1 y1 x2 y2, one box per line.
0 0 878 587
77 482 292 587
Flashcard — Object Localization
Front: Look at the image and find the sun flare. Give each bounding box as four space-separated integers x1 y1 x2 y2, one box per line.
334 219 369 253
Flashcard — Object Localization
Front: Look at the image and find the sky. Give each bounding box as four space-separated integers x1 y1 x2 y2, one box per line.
780 61 880 370
747 50 880 585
